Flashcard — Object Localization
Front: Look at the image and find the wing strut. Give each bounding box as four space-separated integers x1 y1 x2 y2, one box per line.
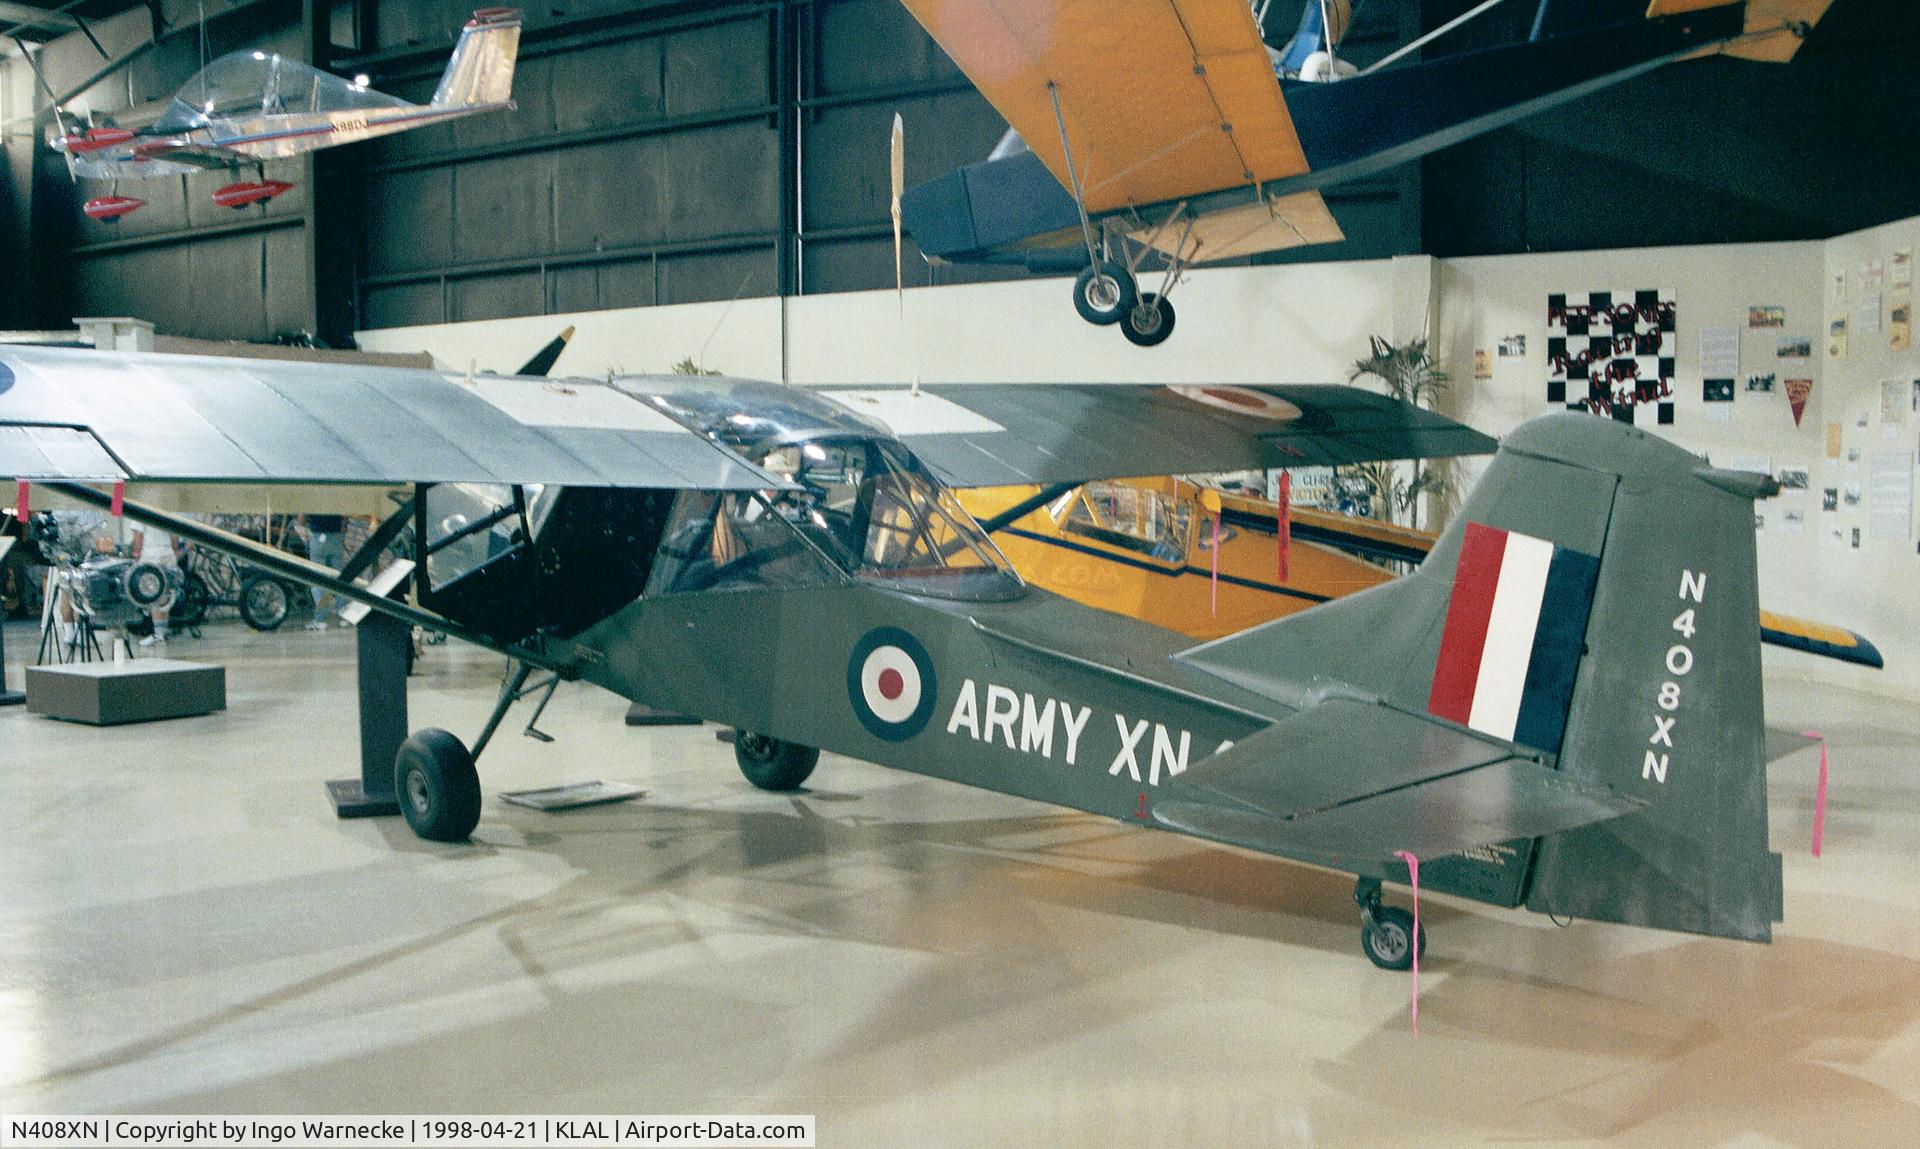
1047 81 1102 273
41 482 568 674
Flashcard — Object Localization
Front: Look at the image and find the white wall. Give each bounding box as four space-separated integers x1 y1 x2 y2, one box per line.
357 229 1920 698
357 259 1407 385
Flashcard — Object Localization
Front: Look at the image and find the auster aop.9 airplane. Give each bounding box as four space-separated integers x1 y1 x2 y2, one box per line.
44 7 520 222
1 348 1785 969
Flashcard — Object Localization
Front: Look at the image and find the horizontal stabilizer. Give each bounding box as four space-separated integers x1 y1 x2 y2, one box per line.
1154 699 1643 864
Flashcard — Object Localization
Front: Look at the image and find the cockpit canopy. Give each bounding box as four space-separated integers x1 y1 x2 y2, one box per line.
155 51 412 132
642 380 1024 601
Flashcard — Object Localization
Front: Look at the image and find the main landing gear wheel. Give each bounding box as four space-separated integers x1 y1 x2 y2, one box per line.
394 728 482 842
1121 293 1176 347
733 730 819 791
1072 260 1137 327
1356 877 1425 971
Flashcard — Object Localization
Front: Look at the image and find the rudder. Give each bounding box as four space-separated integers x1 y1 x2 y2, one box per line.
432 8 522 108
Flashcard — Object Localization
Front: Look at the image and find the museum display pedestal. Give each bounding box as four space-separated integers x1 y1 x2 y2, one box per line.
24 659 226 724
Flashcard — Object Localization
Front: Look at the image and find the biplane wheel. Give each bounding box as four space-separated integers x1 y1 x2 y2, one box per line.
1361 906 1425 972
239 575 291 631
1072 261 1137 327
1121 293 1176 347
733 730 819 791
394 728 482 842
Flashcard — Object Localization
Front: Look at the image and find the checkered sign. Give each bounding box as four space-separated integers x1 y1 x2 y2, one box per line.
1546 290 1676 426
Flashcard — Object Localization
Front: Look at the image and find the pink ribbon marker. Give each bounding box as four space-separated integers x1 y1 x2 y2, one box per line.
1803 730 1828 857
110 481 125 519
14 480 26 527
1210 512 1220 616
1394 849 1421 1034
1276 470 1292 582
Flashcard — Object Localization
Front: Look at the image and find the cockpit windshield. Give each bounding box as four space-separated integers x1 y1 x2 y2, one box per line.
154 51 412 132
642 379 1024 602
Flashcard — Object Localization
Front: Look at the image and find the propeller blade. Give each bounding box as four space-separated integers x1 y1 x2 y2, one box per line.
514 325 575 377
890 113 905 317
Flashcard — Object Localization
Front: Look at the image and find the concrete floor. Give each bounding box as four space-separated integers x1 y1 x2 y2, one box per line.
2 619 1918 1146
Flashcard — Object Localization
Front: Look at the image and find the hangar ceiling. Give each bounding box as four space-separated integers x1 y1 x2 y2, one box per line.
0 1 1915 344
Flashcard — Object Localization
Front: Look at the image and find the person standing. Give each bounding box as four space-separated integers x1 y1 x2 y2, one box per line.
304 513 348 630
132 522 177 648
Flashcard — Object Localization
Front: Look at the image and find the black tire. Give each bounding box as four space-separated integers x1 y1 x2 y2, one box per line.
733 730 819 791
1361 906 1426 972
393 728 482 842
1072 260 1137 327
1121 293 1176 347
172 573 210 629
239 574 291 631
123 561 170 607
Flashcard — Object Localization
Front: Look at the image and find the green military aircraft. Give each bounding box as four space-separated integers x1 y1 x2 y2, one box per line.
0 347 1780 966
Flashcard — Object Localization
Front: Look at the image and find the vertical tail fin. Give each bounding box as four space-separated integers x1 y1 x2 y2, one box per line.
431 8 522 109
1181 413 1782 941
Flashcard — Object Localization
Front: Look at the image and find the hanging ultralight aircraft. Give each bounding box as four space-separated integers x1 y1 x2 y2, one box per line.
895 0 1834 344
0 346 1785 968
44 7 521 222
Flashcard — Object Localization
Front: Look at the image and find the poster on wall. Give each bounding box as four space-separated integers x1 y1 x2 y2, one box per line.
1882 379 1908 424
1703 378 1735 402
1777 465 1809 492
1499 335 1526 357
1546 290 1676 425
1859 292 1884 335
1782 508 1805 534
1829 318 1849 358
1748 305 1786 328
1746 372 1776 393
1701 326 1740 378
1474 350 1493 379
1787 378 1813 426
1896 248 1914 286
1825 421 1843 457
1869 452 1914 539
1893 299 1912 351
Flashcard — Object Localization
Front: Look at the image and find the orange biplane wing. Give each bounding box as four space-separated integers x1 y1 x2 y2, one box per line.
899 0 1336 254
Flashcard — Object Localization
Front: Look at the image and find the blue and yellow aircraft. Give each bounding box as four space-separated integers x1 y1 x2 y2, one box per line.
897 0 1834 344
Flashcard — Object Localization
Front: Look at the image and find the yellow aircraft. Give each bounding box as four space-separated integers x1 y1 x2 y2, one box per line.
960 477 1884 667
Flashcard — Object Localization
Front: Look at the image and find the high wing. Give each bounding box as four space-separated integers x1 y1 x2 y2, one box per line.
1640 1 1833 63
817 382 1496 487
0 345 785 491
898 0 1342 260
1 347 1495 494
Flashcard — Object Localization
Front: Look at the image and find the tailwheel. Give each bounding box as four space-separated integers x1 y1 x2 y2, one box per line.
1120 293 1176 347
733 730 819 791
1072 260 1137 327
394 728 482 841
1356 877 1425 971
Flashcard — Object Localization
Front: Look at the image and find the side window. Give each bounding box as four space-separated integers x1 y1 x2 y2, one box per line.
424 483 526 591
646 490 839 595
1062 483 1193 564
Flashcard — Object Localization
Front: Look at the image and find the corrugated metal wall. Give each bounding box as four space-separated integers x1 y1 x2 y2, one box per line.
5 0 1420 341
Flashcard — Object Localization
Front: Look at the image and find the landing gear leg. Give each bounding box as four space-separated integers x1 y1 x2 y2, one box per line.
1356 876 1425 971
1046 81 1138 328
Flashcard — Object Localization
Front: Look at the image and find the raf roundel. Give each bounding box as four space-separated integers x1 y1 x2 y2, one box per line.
1166 384 1303 422
847 627 938 742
